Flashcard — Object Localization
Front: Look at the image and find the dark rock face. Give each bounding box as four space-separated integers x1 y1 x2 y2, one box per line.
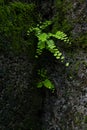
0 53 42 130
40 0 87 129
41 50 87 130
1 51 87 130
66 0 87 38
52 0 87 46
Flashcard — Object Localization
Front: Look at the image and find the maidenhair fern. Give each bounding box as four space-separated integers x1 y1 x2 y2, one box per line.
37 68 54 92
27 20 71 62
27 20 71 91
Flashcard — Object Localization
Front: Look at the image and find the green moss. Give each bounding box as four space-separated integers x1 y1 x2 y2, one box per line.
74 112 83 126
0 0 4 5
75 33 87 47
62 1 73 12
84 116 87 123
0 1 38 54
53 1 73 35
53 0 87 47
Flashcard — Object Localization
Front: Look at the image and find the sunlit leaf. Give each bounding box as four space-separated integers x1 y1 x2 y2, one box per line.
43 79 54 89
66 62 69 67
46 40 55 49
38 33 48 42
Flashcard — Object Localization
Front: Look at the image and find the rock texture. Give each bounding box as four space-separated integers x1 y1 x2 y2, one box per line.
40 0 87 129
41 50 87 130
0 52 42 130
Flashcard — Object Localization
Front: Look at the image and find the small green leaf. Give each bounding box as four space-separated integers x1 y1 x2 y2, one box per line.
46 40 55 49
56 56 60 59
37 82 43 88
61 56 64 60
54 53 58 56
38 33 48 42
58 52 62 56
43 79 54 89
35 55 38 58
66 62 69 67
38 41 45 49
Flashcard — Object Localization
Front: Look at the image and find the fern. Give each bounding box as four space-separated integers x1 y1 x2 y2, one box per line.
27 20 71 62
37 68 55 92
27 21 71 91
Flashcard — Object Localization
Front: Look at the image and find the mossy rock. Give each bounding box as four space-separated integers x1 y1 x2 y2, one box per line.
0 1 38 55
53 0 87 47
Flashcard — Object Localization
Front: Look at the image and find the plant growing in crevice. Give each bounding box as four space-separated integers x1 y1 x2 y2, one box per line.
37 68 55 92
27 20 71 91
27 20 71 62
